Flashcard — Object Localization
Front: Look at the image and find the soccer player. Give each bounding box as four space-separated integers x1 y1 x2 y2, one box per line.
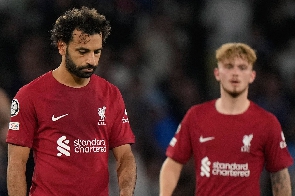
6 7 136 196
159 43 293 196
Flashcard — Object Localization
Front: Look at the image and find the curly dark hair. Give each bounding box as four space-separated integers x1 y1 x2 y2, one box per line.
50 6 111 47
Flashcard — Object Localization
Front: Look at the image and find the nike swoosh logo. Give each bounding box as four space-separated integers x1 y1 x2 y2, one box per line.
199 136 215 143
52 114 68 121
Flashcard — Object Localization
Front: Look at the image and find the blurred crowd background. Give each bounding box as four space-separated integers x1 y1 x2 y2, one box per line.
0 0 295 195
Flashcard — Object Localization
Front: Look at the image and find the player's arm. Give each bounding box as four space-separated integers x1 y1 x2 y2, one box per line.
270 168 292 196
112 144 136 196
7 143 31 196
159 157 184 196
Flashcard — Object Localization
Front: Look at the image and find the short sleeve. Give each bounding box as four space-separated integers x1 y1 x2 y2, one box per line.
108 88 135 149
166 108 193 164
264 115 293 172
6 87 37 148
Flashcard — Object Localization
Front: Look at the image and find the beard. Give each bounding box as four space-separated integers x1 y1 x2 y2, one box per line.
65 51 97 78
221 83 248 98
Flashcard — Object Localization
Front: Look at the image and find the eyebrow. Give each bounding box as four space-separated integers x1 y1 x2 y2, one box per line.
75 47 103 51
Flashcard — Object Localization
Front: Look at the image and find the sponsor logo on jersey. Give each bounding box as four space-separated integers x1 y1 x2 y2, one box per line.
11 99 19 117
56 136 107 156
280 132 287 149
200 156 250 178
199 136 215 143
98 106 106 125
57 136 70 156
52 114 68 121
200 157 211 177
74 138 106 153
122 109 129 123
9 122 20 130
241 134 253 152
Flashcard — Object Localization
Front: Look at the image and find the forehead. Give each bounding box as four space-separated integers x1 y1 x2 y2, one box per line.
219 56 251 66
70 29 102 47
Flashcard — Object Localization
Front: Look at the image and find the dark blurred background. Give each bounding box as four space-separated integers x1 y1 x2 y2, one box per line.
0 0 295 195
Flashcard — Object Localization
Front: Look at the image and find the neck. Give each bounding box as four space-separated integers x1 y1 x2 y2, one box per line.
215 93 250 115
52 66 90 88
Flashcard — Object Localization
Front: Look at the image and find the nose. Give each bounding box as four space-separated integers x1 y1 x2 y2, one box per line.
86 52 98 65
232 66 240 75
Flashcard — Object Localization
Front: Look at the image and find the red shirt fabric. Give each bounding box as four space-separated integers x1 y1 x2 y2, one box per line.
166 100 293 196
7 71 135 196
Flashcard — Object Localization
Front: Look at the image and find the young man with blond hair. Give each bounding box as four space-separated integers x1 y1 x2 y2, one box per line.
160 43 293 196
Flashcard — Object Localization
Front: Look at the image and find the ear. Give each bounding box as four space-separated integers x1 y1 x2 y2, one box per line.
57 41 66 55
249 70 256 84
214 67 220 82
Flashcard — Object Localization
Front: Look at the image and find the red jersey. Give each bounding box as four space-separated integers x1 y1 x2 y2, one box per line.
166 100 293 196
6 71 135 196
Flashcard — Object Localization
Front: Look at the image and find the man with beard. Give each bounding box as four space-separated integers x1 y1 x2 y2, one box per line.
159 43 293 196
6 7 136 196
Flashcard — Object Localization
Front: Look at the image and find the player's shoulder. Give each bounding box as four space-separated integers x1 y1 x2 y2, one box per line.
91 74 121 93
249 101 277 120
17 71 52 95
247 101 280 125
186 100 216 115
189 100 215 111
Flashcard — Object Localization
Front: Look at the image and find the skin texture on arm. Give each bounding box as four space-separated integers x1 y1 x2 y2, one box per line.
7 144 31 196
159 157 183 196
112 144 136 196
270 168 292 196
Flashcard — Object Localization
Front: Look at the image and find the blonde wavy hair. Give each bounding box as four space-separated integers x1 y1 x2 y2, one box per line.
215 43 257 65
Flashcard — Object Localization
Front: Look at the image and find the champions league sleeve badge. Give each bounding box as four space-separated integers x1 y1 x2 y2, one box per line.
11 99 20 117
